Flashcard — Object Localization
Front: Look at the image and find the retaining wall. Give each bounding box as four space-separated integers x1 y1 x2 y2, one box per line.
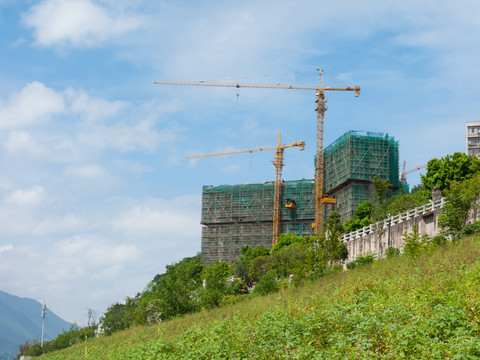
342 197 480 262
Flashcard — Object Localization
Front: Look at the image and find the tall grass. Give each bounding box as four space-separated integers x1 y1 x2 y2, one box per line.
41 235 480 359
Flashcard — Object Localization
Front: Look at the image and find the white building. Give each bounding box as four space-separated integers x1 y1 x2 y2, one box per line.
466 121 480 158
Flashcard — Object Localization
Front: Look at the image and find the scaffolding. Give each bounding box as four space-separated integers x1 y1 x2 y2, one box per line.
327 181 374 221
200 131 400 263
201 179 315 263
323 130 399 193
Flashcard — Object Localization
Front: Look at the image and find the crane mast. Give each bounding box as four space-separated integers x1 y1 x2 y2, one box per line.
186 132 305 246
156 70 360 234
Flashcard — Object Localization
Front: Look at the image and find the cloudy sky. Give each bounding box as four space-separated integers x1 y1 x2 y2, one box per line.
0 0 478 324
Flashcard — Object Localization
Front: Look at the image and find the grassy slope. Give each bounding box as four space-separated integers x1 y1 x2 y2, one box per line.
42 236 480 359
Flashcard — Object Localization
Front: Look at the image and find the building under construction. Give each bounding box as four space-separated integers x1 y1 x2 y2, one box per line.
201 130 400 263
323 130 400 221
201 180 315 263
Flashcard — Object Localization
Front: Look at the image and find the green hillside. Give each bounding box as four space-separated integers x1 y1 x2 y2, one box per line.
40 234 480 359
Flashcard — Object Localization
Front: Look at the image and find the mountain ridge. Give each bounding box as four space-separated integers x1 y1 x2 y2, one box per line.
0 290 74 360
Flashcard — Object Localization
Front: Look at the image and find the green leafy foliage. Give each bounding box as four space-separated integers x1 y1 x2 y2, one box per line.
101 303 131 335
240 245 271 260
463 220 480 236
421 152 480 194
271 233 305 252
372 175 393 220
410 183 431 204
315 229 348 263
385 246 400 258
324 210 344 233
344 200 373 232
199 261 232 309
386 193 421 216
40 235 480 360
140 255 204 323
251 270 279 296
402 225 434 257
438 173 480 241
346 252 376 269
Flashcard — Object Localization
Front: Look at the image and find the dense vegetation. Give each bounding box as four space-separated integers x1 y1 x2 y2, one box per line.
24 152 480 358
38 232 480 359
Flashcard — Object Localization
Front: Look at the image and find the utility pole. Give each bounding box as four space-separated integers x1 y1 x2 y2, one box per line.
41 302 46 348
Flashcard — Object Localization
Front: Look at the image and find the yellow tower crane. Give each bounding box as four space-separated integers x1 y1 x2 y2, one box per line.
186 132 305 247
155 69 360 233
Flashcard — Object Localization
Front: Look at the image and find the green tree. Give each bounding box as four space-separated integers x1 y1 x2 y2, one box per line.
268 242 310 279
271 233 305 252
344 200 373 232
27 344 43 356
410 183 431 204
402 226 432 257
134 255 204 325
316 227 348 264
252 269 279 296
372 175 393 220
200 261 232 309
421 152 480 194
386 193 421 216
438 173 480 241
248 255 270 283
233 256 253 285
240 245 271 259
101 303 130 335
324 210 344 233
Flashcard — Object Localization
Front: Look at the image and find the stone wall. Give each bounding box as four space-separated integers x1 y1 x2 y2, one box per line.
344 208 442 262
342 197 480 262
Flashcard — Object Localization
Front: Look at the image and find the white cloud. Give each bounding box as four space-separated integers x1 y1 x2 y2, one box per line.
76 120 174 153
64 163 109 179
0 244 13 254
65 88 128 122
0 82 65 129
4 186 45 207
0 82 178 157
112 196 200 239
55 236 142 266
22 0 143 48
4 130 44 155
33 214 85 235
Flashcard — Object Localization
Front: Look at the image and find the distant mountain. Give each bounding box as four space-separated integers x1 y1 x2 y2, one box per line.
0 290 74 360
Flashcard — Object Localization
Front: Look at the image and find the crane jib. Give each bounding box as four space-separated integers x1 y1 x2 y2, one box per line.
154 80 360 93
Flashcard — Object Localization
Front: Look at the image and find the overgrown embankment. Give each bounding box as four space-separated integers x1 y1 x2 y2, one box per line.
42 235 480 359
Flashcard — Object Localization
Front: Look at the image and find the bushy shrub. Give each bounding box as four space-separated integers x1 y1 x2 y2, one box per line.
462 220 480 236
432 234 448 246
354 253 376 266
346 261 356 270
385 246 400 259
402 226 432 257
229 278 248 295
252 270 279 296
346 253 376 271
331 264 344 273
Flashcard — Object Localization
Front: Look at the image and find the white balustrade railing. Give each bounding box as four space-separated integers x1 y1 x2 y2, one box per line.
341 197 446 243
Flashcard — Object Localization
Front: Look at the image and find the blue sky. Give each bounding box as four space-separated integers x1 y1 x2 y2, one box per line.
0 0 477 324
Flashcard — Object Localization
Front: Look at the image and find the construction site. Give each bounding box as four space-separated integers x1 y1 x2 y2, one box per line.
200 130 401 263
323 130 401 222
155 71 404 264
